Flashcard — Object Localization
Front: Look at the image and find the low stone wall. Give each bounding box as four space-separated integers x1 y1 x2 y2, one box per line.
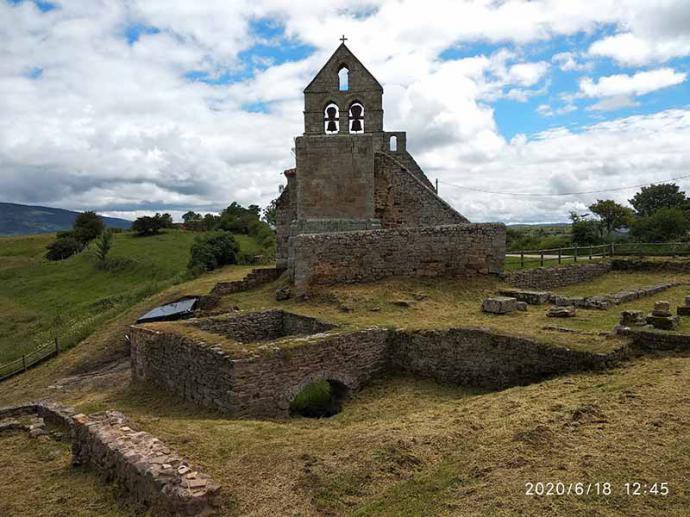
550 282 680 309
388 328 613 389
129 326 390 418
291 224 506 293
618 327 690 351
504 261 612 290
130 319 629 417
192 310 335 343
210 267 281 296
0 402 220 516
612 258 690 273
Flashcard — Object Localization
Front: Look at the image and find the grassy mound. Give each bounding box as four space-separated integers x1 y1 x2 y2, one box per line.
0 230 259 363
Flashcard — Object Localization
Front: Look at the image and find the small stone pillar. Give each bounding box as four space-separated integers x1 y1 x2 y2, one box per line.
646 301 679 330
677 296 690 316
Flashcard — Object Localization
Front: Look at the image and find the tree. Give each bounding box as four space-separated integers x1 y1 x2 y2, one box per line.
46 236 82 261
188 231 239 272
94 230 113 263
588 199 634 239
630 208 690 242
263 198 277 227
132 216 163 236
158 213 175 228
629 183 688 217
570 212 604 246
72 211 104 244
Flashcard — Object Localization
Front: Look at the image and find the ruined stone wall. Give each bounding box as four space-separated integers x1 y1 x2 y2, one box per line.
275 174 296 270
504 261 612 290
0 402 220 515
129 326 389 418
374 152 468 228
295 135 376 220
210 267 281 296
291 224 506 292
388 328 611 389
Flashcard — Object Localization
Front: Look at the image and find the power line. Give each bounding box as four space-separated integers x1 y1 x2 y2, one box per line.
437 173 690 198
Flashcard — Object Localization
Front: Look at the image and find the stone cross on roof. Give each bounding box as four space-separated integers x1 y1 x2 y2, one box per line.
340 34 348 43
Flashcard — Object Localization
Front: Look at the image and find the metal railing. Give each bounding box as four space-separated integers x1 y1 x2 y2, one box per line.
0 339 60 382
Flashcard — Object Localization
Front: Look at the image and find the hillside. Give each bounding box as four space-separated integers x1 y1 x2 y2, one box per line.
0 202 131 236
0 268 689 516
0 230 260 365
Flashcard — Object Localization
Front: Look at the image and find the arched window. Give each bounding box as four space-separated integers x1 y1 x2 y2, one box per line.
389 135 397 152
324 102 339 134
338 66 349 91
349 102 364 133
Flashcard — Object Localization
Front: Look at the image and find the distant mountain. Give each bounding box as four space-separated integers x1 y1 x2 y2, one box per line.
0 202 131 236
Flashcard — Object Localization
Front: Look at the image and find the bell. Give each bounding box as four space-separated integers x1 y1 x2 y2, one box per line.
350 119 362 132
326 120 338 132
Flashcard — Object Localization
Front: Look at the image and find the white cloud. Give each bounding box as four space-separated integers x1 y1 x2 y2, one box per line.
579 68 687 98
587 95 639 112
552 51 592 72
589 32 690 67
0 0 689 224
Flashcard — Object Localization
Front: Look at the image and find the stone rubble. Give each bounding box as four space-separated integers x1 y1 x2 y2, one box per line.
546 305 577 318
481 296 518 314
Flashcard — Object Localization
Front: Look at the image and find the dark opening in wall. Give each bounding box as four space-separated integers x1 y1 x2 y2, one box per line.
289 379 348 418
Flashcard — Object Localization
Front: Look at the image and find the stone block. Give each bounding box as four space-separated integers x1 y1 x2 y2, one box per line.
646 314 679 330
481 297 518 314
677 306 690 316
547 305 576 318
652 301 671 317
516 301 528 311
619 310 646 327
498 289 551 305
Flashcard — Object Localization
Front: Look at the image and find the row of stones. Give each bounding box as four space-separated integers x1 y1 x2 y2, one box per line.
617 299 690 331
481 296 576 318
0 402 220 516
498 282 680 311
210 267 281 296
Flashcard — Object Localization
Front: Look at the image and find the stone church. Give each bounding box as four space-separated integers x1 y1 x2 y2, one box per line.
275 42 505 291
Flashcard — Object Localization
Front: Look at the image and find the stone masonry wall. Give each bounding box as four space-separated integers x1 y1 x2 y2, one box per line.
129 326 390 418
504 261 612 290
374 152 468 228
388 328 612 390
291 223 505 293
0 402 220 516
129 321 629 418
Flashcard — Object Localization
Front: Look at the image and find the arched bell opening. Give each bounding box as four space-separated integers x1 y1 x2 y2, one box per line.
349 101 364 134
324 102 340 134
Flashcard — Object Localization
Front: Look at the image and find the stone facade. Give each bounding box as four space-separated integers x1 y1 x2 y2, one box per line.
210 267 281 296
291 224 505 292
504 261 612 290
0 402 220 516
274 42 504 278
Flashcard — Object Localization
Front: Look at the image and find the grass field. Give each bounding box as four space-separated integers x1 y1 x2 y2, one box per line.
1 249 690 515
0 230 258 364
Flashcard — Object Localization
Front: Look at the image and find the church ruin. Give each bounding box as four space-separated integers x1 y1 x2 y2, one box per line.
275 42 505 292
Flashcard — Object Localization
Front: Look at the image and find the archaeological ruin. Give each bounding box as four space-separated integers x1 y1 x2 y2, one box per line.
274 42 506 292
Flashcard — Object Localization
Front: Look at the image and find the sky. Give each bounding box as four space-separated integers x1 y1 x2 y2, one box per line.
1 0 690 224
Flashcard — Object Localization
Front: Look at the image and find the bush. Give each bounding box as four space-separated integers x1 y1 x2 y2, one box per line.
188 231 239 272
73 211 105 245
630 208 690 242
46 236 82 261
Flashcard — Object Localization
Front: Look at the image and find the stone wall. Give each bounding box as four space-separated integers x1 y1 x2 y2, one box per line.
612 258 690 273
295 135 376 220
129 326 389 418
291 223 505 293
618 327 690 351
374 152 468 228
0 402 220 516
210 268 281 296
388 328 613 389
504 261 612 290
191 310 335 343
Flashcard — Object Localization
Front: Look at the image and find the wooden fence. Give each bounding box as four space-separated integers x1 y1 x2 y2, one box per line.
0 339 60 382
508 242 690 270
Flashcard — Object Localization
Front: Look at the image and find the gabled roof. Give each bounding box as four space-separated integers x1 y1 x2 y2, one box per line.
304 43 383 93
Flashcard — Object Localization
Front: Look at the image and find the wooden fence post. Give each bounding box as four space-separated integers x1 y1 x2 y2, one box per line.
574 245 578 262
540 250 544 267
589 246 592 260
520 251 524 268
558 248 562 264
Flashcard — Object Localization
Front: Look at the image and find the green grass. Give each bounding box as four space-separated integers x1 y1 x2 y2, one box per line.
0 230 262 364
